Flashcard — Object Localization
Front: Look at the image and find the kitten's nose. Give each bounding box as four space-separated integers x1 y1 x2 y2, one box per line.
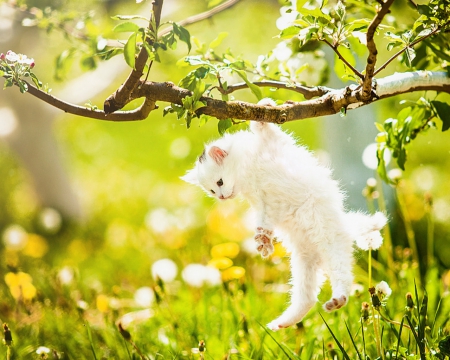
219 195 225 199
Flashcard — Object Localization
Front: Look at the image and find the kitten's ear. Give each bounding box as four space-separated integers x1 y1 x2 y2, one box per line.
180 168 199 185
208 146 228 165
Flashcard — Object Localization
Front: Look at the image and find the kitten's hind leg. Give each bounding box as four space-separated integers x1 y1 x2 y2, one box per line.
267 251 322 331
323 246 353 312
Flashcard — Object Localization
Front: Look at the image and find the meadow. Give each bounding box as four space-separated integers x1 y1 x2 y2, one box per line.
1 126 450 359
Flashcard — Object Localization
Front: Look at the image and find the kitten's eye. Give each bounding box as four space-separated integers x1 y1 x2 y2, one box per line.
210 189 215 194
217 179 223 187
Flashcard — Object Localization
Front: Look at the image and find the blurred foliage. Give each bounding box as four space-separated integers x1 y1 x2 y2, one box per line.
1 0 450 358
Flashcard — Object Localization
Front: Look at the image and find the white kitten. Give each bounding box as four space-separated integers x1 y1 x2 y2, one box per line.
182 99 387 331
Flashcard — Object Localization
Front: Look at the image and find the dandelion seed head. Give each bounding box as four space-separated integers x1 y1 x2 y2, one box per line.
57 266 74 285
36 346 51 355
151 258 178 283
134 286 154 307
375 280 392 299
182 264 222 287
355 231 383 251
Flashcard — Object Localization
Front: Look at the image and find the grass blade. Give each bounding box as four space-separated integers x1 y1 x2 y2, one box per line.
85 322 98 360
395 316 405 359
360 318 367 360
320 313 351 360
256 321 295 360
344 320 362 360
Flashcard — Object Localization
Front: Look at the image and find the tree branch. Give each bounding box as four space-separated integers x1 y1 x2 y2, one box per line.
174 0 241 29
361 0 396 102
25 81 155 121
104 0 241 114
15 71 449 123
213 80 332 99
373 22 447 77
321 38 364 80
103 0 164 114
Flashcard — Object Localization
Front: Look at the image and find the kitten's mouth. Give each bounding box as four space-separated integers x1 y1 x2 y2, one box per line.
219 193 235 200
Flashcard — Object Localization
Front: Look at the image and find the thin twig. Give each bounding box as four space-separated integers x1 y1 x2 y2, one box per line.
213 80 333 99
321 38 364 79
174 0 241 29
361 0 396 101
104 0 241 114
104 0 164 114
374 23 447 77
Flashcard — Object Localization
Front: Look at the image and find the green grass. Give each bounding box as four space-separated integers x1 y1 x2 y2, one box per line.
1 114 450 359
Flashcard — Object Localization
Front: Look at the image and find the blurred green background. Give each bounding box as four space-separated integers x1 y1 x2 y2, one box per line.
1 0 450 358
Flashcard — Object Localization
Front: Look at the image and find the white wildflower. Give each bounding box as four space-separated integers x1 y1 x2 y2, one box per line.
134 286 154 307
118 309 153 328
2 224 28 251
36 346 51 355
151 258 178 283
375 280 392 299
182 264 222 287
57 266 74 285
355 231 383 251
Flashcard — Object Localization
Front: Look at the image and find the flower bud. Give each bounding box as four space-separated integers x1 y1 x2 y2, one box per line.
198 340 206 353
361 302 370 321
3 323 12 346
406 292 414 310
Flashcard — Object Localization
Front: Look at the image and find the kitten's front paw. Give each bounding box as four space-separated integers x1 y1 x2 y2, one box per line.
323 295 348 312
254 227 274 258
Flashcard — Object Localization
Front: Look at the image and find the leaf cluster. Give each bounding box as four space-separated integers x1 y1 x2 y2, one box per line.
164 33 259 133
376 98 450 182
111 15 192 70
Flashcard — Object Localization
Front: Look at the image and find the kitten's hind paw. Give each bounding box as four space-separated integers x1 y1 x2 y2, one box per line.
254 227 274 258
323 295 348 312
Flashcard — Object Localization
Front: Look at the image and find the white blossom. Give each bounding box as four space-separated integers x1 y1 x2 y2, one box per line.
355 231 383 251
182 264 222 287
375 280 392 299
134 286 154 307
151 258 178 283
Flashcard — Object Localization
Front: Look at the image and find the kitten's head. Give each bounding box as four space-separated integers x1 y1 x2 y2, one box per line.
182 145 236 200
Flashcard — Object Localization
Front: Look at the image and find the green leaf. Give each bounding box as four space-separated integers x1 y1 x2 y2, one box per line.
334 46 356 81
405 47 416 66
376 147 390 183
431 100 450 131
439 336 450 356
218 118 232 135
124 32 137 68
30 72 42 89
209 32 228 48
297 0 331 21
424 40 450 62
113 22 140 33
278 25 301 40
173 23 192 52
233 69 262 100
80 56 97 71
18 79 28 93
97 48 123 60
111 15 149 21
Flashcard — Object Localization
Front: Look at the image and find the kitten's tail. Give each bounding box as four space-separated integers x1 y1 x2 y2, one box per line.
347 211 388 250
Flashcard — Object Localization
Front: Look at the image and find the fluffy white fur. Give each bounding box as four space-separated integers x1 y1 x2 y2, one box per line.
182 99 387 331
